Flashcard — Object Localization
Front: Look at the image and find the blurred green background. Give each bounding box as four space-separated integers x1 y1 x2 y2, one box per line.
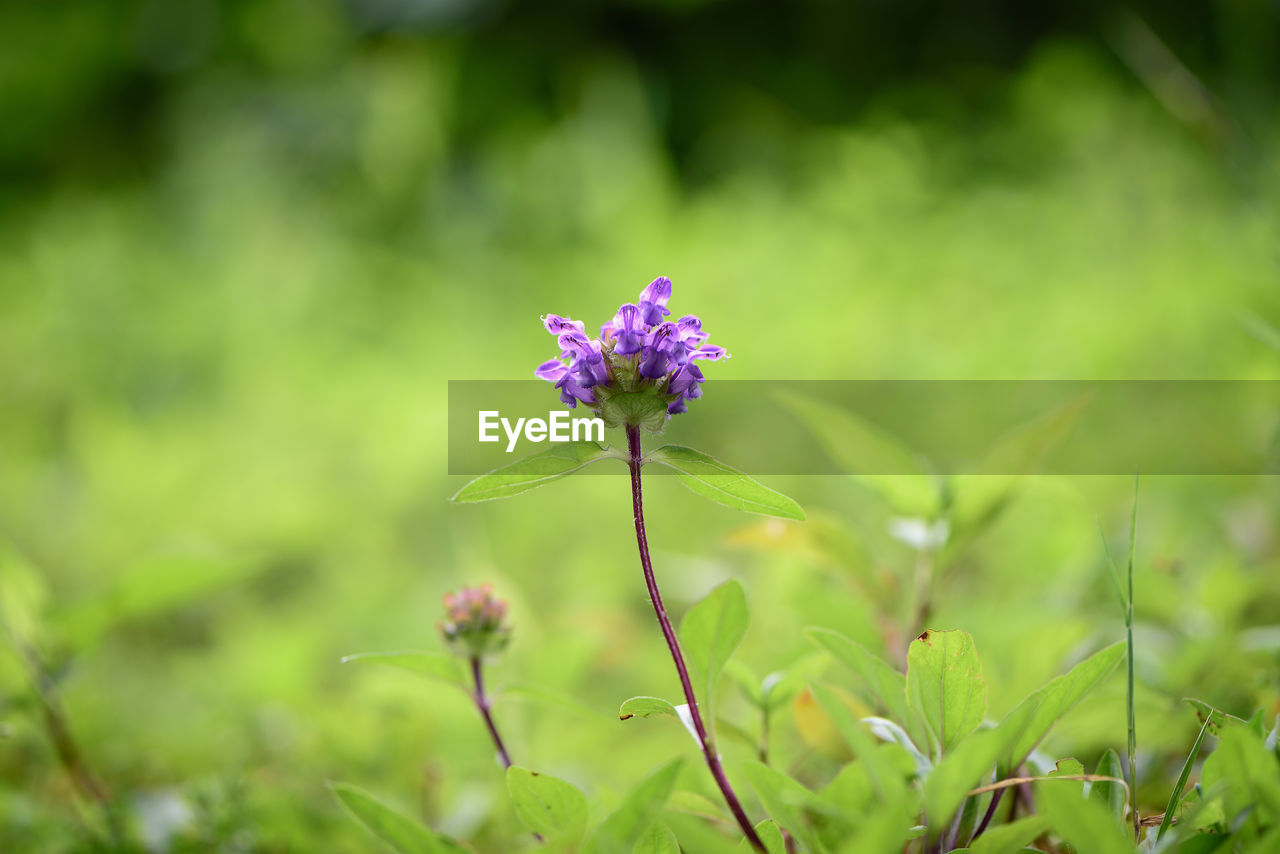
2 0 1279 850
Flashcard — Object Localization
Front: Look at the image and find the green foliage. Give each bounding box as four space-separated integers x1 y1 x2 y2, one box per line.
646 446 805 520
631 821 680 854
805 627 924 747
1158 716 1214 840
618 696 679 722
906 629 987 756
679 579 749 731
587 760 683 854
1090 749 1126 821
4 11 1280 851
329 783 468 854
966 816 1049 854
997 642 1126 773
1035 778 1135 854
506 766 589 846
450 442 621 502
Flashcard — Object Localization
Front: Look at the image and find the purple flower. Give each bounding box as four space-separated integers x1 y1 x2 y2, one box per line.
535 276 728 428
606 304 646 355
638 276 672 326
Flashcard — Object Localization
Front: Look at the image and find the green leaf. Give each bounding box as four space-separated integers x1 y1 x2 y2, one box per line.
923 728 1006 835
1049 757 1085 777
679 579 749 729
450 442 618 502
1035 778 1135 854
667 790 724 822
969 815 1049 854
998 642 1125 773
589 759 684 854
832 786 921 854
329 782 467 854
743 761 830 854
749 820 788 854
1185 698 1251 736
1157 715 1213 841
646 445 805 520
810 683 902 801
619 696 679 721
631 822 679 854
776 390 939 516
804 627 923 747
906 630 987 756
1089 749 1126 822
506 766 588 845
1201 726 1280 831
341 651 468 692
723 660 763 708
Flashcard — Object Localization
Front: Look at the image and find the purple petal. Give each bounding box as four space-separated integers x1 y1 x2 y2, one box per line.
690 344 727 361
667 398 688 415
611 304 645 355
639 276 672 308
535 359 569 382
676 315 709 344
638 347 669 379
638 277 673 326
542 314 585 335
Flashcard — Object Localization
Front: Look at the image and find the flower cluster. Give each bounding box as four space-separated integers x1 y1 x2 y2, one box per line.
535 277 728 431
438 584 511 658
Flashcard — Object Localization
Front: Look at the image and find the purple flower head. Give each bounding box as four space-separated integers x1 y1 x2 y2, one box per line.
439 584 512 657
534 276 727 430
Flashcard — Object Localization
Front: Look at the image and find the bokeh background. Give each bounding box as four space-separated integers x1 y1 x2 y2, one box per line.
2 0 1279 850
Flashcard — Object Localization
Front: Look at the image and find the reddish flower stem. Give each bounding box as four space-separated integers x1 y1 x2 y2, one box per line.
625 424 766 852
469 656 512 770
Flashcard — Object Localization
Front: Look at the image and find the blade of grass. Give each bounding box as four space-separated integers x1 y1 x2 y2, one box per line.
1156 714 1212 840
1098 474 1139 839
1125 474 1138 840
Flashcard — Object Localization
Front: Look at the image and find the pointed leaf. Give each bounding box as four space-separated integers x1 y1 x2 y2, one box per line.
647 445 805 520
746 820 788 854
805 627 924 747
589 759 684 854
329 782 467 854
1036 779 1135 854
810 683 902 800
998 642 1125 773
680 579 749 727
1089 749 1126 822
969 815 1049 854
923 728 1006 834
450 442 617 502
506 766 588 845
906 630 987 756
743 761 830 854
632 822 680 854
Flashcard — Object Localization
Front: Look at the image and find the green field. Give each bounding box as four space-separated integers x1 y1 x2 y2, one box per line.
3 2 1279 852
